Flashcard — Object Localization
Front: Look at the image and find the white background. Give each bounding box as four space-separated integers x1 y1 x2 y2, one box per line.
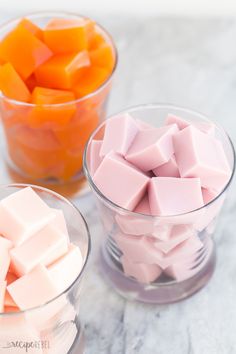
1 0 236 17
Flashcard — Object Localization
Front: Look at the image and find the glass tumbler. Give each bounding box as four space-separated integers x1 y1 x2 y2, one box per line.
84 104 235 304
0 184 90 353
0 12 117 194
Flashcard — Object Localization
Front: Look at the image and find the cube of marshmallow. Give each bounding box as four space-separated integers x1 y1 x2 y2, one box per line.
135 119 154 130
0 281 6 312
10 223 68 276
7 264 59 310
0 236 12 280
165 114 215 135
173 126 231 191
153 155 180 177
154 225 195 253
51 208 69 237
100 113 139 157
93 152 149 210
121 256 162 284
0 187 55 245
48 244 83 294
125 124 178 171
149 177 204 216
89 140 103 175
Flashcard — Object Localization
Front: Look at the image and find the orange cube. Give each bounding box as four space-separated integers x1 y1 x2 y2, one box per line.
0 63 31 102
28 87 76 127
89 43 115 72
35 51 90 90
44 18 95 54
88 31 106 50
74 67 109 98
25 74 38 92
19 18 43 40
0 23 52 80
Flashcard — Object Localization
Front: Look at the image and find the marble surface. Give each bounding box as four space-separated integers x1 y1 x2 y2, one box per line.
1 15 236 354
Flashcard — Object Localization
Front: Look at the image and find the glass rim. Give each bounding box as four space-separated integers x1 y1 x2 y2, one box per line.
83 102 236 219
0 11 118 108
0 183 91 317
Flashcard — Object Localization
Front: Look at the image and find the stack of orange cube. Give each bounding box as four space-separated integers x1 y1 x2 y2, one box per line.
0 16 116 181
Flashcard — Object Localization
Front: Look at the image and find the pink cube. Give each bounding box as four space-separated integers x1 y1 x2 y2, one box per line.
10 224 69 276
174 126 231 191
51 208 69 237
153 155 180 177
7 264 59 310
154 225 194 253
4 290 17 308
165 114 215 135
93 152 149 210
135 119 154 130
0 187 55 245
149 177 204 216
100 113 139 157
121 256 162 284
89 140 103 176
0 236 12 280
0 280 6 312
125 124 178 171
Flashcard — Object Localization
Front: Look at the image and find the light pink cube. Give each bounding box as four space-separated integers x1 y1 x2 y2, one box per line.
89 140 103 176
0 187 55 246
153 155 180 177
202 188 218 205
149 177 204 216
7 264 59 310
100 113 139 157
48 244 83 294
0 236 12 280
10 224 69 276
0 280 6 312
165 114 215 135
51 208 69 237
154 225 195 253
135 119 154 130
93 152 149 210
125 124 178 171
174 126 231 191
121 256 162 284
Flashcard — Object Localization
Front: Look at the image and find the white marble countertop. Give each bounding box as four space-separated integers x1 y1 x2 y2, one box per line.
1 15 236 354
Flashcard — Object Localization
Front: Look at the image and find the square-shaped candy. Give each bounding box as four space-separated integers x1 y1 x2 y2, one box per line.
121 256 162 284
89 140 103 176
165 114 215 135
154 225 194 253
93 152 149 210
153 155 180 177
0 236 12 280
149 177 204 216
173 126 231 191
125 124 178 171
0 281 6 312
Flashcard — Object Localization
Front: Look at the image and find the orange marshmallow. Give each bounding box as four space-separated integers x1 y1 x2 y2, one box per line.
0 63 31 102
74 66 109 97
25 73 38 92
89 43 115 72
35 51 90 90
0 23 52 80
19 18 43 40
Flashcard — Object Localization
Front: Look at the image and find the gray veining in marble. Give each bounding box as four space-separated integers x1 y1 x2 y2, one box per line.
1 14 236 354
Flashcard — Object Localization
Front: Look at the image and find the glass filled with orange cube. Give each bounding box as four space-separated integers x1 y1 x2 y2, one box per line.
0 12 117 190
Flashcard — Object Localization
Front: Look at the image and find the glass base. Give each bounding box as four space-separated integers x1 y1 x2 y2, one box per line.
99 242 216 304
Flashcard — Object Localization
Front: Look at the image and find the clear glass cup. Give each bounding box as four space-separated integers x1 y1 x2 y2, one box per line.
84 104 235 304
0 12 117 196
0 184 90 353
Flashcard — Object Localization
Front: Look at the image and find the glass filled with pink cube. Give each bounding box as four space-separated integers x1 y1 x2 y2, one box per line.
84 104 235 304
0 184 90 353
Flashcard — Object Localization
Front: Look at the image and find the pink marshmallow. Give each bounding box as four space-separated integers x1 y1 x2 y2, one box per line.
153 155 180 177
165 114 215 135
0 280 6 312
135 119 154 130
93 152 149 210
48 244 83 294
125 124 178 171
154 225 195 253
0 187 55 245
51 208 69 237
0 236 12 280
121 256 162 284
89 140 103 176
10 224 69 276
4 290 17 308
149 177 204 216
202 188 218 205
100 113 139 157
7 264 59 310
173 126 231 191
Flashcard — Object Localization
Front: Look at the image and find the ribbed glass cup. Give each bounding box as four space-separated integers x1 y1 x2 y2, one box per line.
84 104 235 304
0 184 90 353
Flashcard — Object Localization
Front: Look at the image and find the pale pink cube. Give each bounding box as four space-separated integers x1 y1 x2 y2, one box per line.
89 140 103 176
135 119 154 130
51 208 69 238
0 187 55 245
0 280 6 312
93 152 149 210
48 244 83 294
121 256 162 284
10 224 69 276
7 264 59 310
202 188 218 205
100 113 139 157
165 114 215 135
0 236 12 280
153 155 180 177
174 126 231 191
155 225 195 253
149 177 204 216
125 124 178 171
